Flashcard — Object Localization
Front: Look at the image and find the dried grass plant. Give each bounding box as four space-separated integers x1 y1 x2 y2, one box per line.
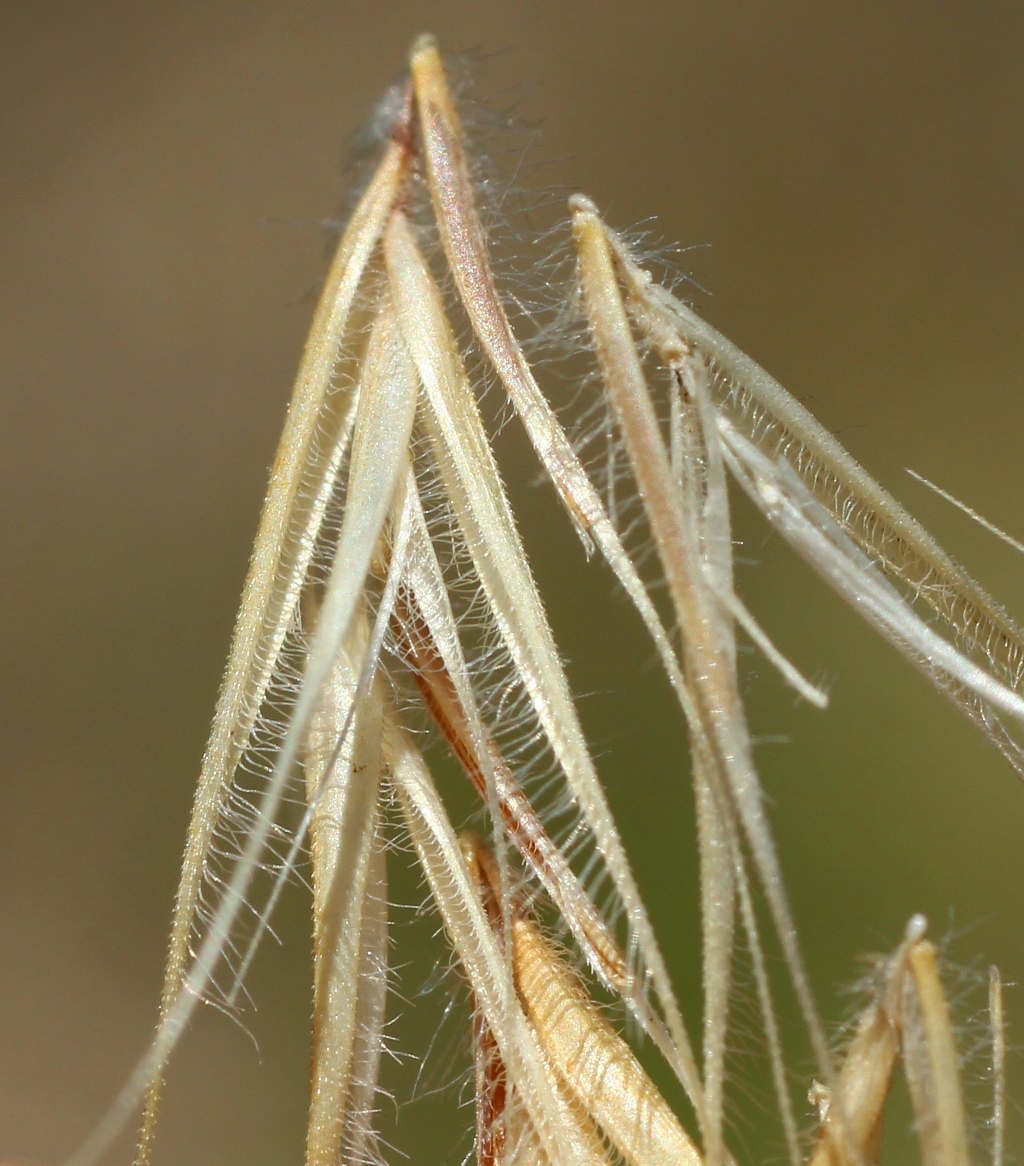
66 36 1022 1166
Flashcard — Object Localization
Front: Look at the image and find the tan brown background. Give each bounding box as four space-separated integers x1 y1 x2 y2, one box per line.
3 3 1024 1163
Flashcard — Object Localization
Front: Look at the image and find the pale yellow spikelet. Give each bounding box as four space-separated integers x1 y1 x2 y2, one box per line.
67 36 1016 1166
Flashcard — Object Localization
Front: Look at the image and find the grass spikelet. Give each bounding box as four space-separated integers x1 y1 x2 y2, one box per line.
67 35 1019 1166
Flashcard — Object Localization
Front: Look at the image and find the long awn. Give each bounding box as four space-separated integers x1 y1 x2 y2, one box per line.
69 36 1019 1166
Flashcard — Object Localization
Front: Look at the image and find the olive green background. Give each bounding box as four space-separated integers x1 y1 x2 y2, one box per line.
3 3 1024 1163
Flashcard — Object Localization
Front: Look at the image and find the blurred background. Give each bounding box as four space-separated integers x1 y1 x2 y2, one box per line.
3 2 1024 1163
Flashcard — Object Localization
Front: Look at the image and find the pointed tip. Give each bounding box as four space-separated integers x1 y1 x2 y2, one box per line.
905 913 928 943
410 33 439 64
568 192 599 218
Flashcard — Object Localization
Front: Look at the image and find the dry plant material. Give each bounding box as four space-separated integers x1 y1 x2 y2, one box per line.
69 35 1016 1166
463 833 702 1166
807 915 971 1166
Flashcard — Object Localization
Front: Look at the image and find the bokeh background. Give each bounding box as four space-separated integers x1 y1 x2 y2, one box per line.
3 3 1024 1163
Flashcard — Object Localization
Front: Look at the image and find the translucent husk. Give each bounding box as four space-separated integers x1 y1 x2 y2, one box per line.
68 34 1015 1166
